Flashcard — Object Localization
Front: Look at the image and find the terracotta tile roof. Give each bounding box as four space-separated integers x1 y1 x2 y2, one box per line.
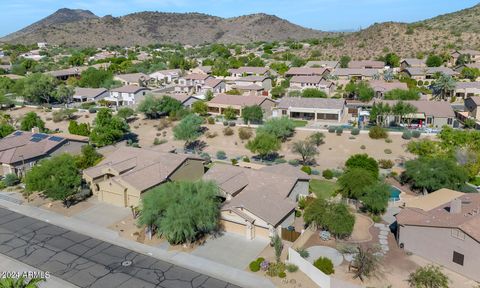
305 61 339 68
401 58 426 66
0 131 67 164
277 97 345 110
456 82 480 89
203 164 297 226
260 163 310 180
397 191 480 242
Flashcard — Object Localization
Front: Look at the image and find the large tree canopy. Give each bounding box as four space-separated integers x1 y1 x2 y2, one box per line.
246 132 281 158
20 112 45 132
304 198 355 238
173 114 203 146
90 109 129 147
257 117 296 141
345 154 379 178
137 181 220 244
338 168 378 199
137 95 183 119
242 105 263 124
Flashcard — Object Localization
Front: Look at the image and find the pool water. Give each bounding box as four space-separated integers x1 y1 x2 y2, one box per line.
389 186 401 201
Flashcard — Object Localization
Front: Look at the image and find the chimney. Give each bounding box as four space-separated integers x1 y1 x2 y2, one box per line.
31 127 40 134
450 198 462 214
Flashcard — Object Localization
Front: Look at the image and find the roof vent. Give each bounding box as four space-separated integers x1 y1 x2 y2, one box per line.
450 198 462 214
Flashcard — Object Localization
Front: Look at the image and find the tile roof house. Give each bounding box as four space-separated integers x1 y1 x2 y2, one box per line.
289 76 336 96
368 80 409 98
396 190 480 282
231 76 272 95
305 61 339 69
202 78 226 93
203 163 309 239
176 73 213 94
73 87 108 102
273 97 346 122
450 49 480 66
400 58 426 71
207 94 276 118
228 67 269 77
285 67 330 77
454 82 480 99
148 69 181 84
331 68 379 81
464 96 480 121
190 66 212 75
348 60 385 69
403 67 459 81
83 147 205 207
114 73 152 86
0 131 87 176
106 85 149 107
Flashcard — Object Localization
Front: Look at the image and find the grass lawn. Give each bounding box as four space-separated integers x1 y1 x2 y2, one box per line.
309 179 339 199
292 120 308 127
469 176 480 186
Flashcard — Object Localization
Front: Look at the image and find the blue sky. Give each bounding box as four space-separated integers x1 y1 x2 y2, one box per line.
0 0 478 36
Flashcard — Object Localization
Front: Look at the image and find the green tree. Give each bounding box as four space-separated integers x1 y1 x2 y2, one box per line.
75 145 102 169
291 140 318 164
460 67 480 81
384 89 420 100
345 81 374 102
90 109 129 147
270 62 289 75
384 53 400 67
222 107 237 120
401 157 469 193
338 168 377 199
309 132 325 146
302 88 327 98
137 95 183 119
407 139 441 157
192 101 208 116
426 54 443 67
0 276 45 288
246 132 281 158
68 53 85 66
392 101 418 125
258 117 296 141
68 120 90 136
137 181 220 244
20 73 58 103
0 123 14 138
361 181 390 215
117 107 135 120
20 112 45 132
54 84 75 104
408 265 449 288
242 105 263 124
345 154 379 178
304 198 355 238
79 68 115 88
173 114 203 147
430 74 456 101
370 102 392 127
340 55 351 68
25 154 81 202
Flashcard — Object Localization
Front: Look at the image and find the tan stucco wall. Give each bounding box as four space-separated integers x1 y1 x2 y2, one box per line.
399 225 480 282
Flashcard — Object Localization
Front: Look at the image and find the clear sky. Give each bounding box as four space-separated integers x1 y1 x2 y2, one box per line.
1 0 478 37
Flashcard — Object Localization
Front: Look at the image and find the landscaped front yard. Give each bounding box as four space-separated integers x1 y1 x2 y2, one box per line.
309 179 339 199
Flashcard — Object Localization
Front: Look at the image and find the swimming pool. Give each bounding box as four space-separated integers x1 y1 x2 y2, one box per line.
389 186 401 201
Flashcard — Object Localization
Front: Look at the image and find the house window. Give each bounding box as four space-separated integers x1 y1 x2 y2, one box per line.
451 229 465 240
452 251 464 266
447 118 453 125
426 117 433 124
282 110 287 116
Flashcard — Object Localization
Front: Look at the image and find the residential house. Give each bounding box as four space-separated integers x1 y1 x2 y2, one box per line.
289 76 336 96
19 50 44 61
285 67 330 77
450 49 480 66
202 78 226 94
228 67 269 77
45 67 82 81
0 130 87 176
395 189 480 282
148 69 181 84
403 67 459 83
37 42 48 49
83 147 205 207
175 73 213 94
231 76 272 95
454 82 480 99
464 96 480 121
0 64 11 72
155 94 201 109
203 163 309 239
304 61 339 69
73 87 108 103
377 100 456 128
400 58 426 71
331 68 379 83
190 66 212 75
273 97 347 122
114 73 152 87
89 51 116 61
106 85 149 106
207 94 276 117
368 80 409 98
348 60 385 69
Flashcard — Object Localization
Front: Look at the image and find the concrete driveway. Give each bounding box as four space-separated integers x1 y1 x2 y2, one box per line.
191 232 269 269
72 202 130 227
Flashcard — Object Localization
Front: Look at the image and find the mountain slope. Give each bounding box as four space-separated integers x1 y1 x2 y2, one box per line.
418 3 480 33
1 9 327 46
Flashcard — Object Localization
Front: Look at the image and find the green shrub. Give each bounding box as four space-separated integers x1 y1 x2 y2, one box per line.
295 210 302 217
216 151 227 160
322 169 334 179
207 117 215 124
298 197 308 210
286 263 299 273
256 257 265 264
385 138 392 143
249 261 260 272
412 130 421 138
402 131 412 140
275 158 287 164
238 127 253 140
313 257 335 275
328 126 336 133
3 173 19 187
0 181 6 189
223 121 228 126
351 128 360 135
278 271 286 278
153 138 167 145
360 145 366 150
369 126 388 139
335 127 343 135
371 214 382 223
231 158 238 165
384 149 392 154
243 156 250 162
266 262 286 277
295 248 309 258
378 159 394 169
200 152 211 161
301 166 312 175
88 107 97 113
288 159 300 166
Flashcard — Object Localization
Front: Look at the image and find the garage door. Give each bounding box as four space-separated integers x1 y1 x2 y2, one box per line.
255 226 270 239
101 190 125 207
221 220 246 236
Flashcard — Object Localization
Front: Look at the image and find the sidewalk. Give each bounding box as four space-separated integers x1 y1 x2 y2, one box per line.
0 254 79 288
0 199 275 288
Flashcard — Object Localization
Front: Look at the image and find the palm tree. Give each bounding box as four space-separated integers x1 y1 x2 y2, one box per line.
392 101 417 125
0 276 45 288
430 73 456 101
370 102 391 127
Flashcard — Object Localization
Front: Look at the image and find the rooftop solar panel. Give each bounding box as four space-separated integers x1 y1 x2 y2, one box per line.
30 137 42 143
13 131 23 136
32 133 48 139
48 136 64 142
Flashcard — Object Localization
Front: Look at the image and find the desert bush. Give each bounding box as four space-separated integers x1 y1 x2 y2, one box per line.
402 131 412 140
286 263 299 273
385 138 392 143
231 158 238 165
378 159 394 169
238 127 253 140
223 127 234 136
249 261 260 272
313 257 335 275
288 159 300 166
384 149 392 154
412 130 421 138
243 156 250 162
295 248 309 258
207 117 215 124
335 127 343 135
360 145 366 150
153 138 167 145
200 152 211 161
323 169 334 179
369 126 388 139
328 126 336 133
216 151 227 160
351 128 360 135
3 173 19 186
157 118 170 131
205 131 218 138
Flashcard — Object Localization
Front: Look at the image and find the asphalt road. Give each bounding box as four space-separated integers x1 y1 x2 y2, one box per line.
0 207 241 288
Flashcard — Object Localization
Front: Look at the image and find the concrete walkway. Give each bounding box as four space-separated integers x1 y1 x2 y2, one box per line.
0 199 275 288
0 253 78 288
